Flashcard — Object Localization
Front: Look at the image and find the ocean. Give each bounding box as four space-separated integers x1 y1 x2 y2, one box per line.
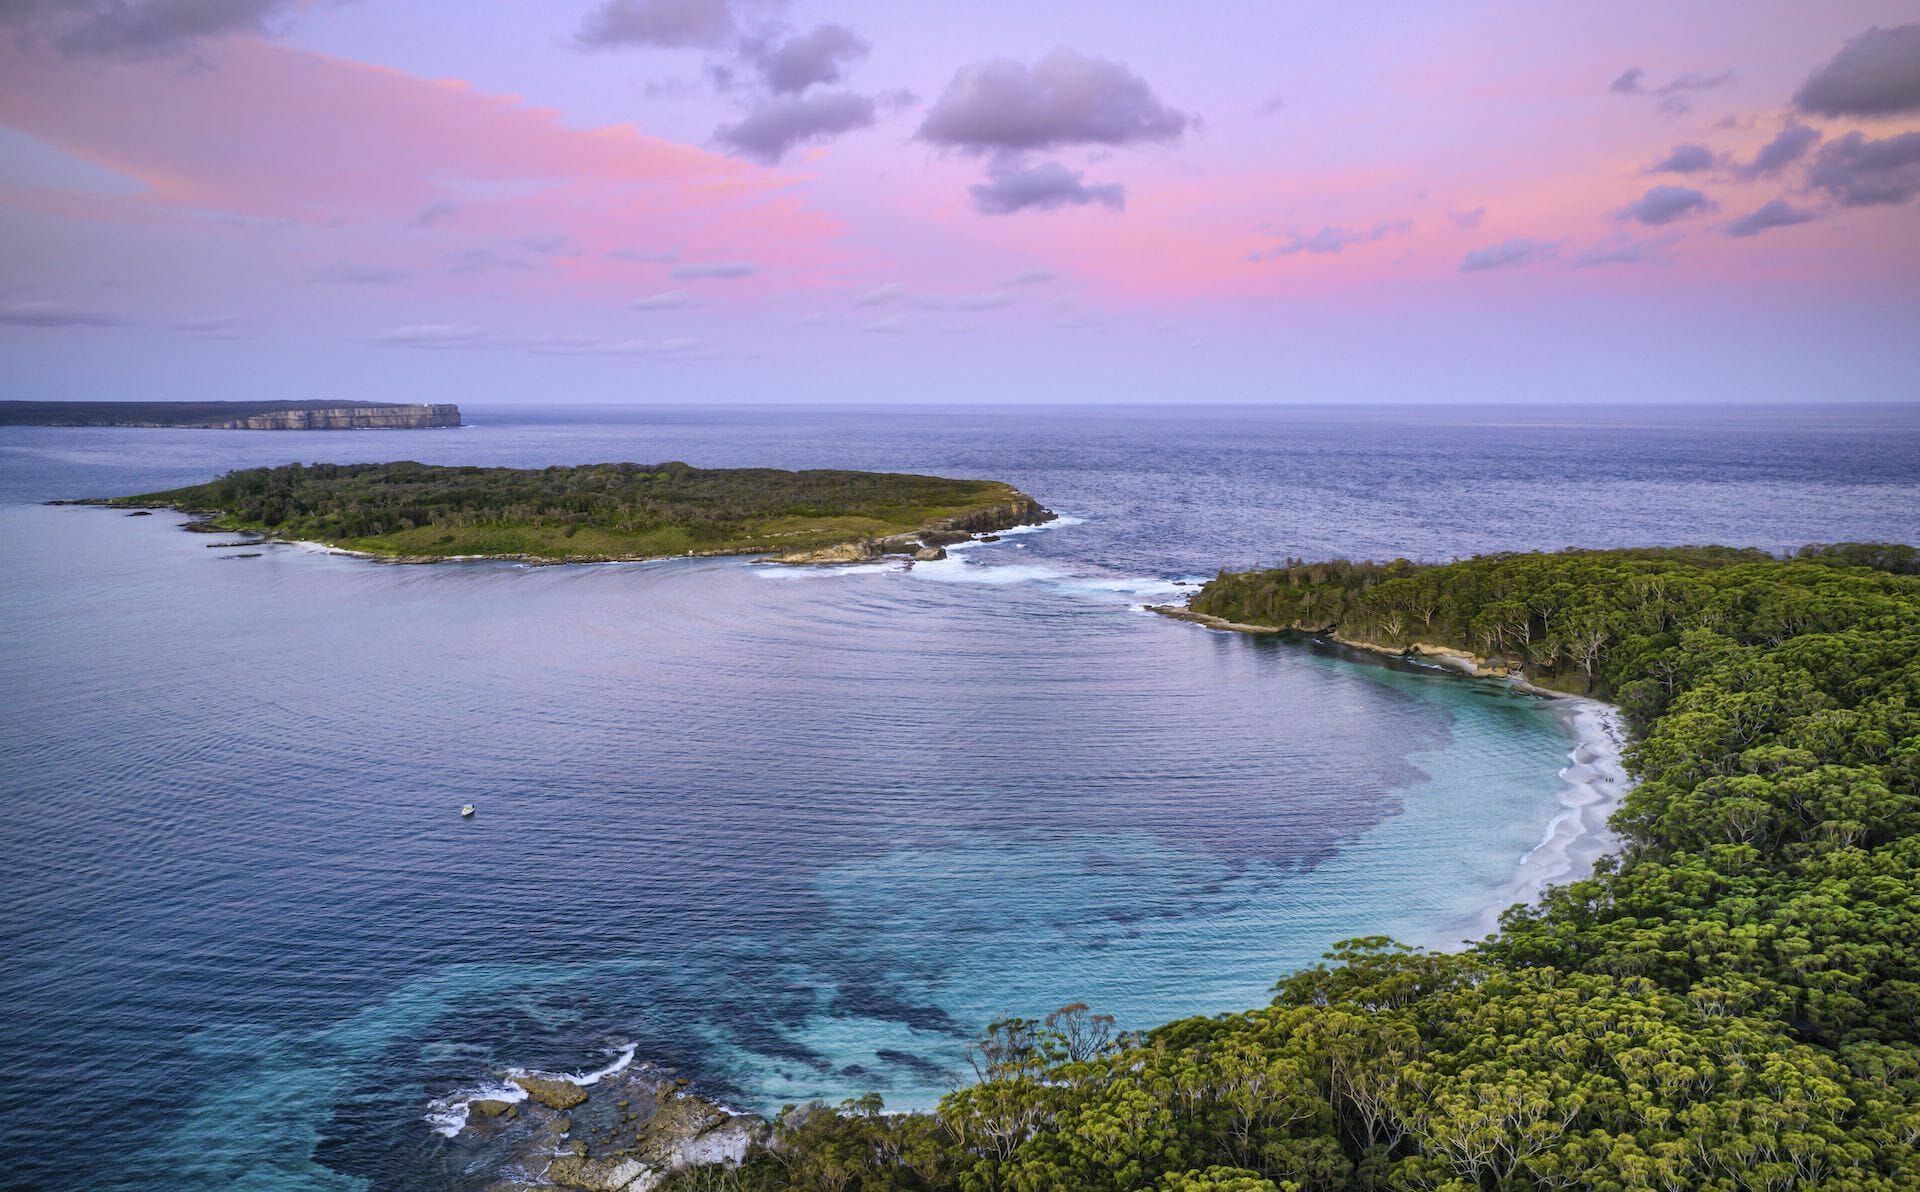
2 402 1917 1189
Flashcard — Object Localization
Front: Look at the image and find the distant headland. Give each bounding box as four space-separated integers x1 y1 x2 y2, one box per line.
79 460 1054 564
0 400 461 430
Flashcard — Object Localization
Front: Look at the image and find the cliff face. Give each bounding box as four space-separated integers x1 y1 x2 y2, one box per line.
214 404 461 430
927 494 1053 536
0 400 461 429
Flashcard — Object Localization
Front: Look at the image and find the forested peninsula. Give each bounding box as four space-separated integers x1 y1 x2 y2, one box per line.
626 543 1920 1190
87 460 1052 563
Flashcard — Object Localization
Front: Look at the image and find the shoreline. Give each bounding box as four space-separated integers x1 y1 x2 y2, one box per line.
1146 602 1635 950
1432 695 1629 948
211 529 791 568
1529 699 1629 888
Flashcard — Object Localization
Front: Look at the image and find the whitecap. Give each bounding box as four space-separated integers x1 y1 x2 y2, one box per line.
742 510 1190 618
1066 576 1188 598
940 563 1196 608
567 1042 638 1085
751 561 903 580
1000 513 1086 534
425 1043 635 1137
423 1079 528 1139
907 557 1064 586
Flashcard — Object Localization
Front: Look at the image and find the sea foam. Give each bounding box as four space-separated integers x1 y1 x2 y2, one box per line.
424 1043 636 1137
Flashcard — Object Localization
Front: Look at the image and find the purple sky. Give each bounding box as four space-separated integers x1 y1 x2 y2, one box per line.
2 1 1918 405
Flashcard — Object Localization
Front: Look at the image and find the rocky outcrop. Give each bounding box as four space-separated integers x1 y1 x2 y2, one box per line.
513 1074 589 1111
917 529 975 547
1145 606 1289 635
465 1062 760 1192
768 541 870 564
1150 605 1542 681
1154 603 1603 701
936 493 1054 536
773 490 1054 564
876 534 925 555
1332 634 1517 677
544 1155 660 1191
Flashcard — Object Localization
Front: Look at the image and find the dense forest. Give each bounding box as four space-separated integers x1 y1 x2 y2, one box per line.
101 461 1033 559
668 544 1920 1190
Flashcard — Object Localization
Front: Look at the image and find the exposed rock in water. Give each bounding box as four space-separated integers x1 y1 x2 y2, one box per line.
125 510 153 517
914 546 947 561
513 1074 589 1111
459 1062 760 1192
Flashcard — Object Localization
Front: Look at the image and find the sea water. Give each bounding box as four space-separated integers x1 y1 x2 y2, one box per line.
2 403 1917 1189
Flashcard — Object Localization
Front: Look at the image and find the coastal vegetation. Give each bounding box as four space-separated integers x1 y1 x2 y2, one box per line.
96 460 1046 561
668 545 1920 1190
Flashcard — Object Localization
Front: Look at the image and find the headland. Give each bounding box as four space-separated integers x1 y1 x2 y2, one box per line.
0 400 461 430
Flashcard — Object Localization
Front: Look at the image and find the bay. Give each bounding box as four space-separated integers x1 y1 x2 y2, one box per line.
2 402 1916 1189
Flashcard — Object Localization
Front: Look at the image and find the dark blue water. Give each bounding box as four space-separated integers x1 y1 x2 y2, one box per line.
3 403 1917 1189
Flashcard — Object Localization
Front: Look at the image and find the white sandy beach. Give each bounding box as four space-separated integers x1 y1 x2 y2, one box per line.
1446 694 1633 946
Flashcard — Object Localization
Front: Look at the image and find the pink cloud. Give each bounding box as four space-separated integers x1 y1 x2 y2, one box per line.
889 163 1443 301
0 37 844 287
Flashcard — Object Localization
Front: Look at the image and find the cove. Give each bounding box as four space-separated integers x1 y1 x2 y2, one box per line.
2 503 1584 1188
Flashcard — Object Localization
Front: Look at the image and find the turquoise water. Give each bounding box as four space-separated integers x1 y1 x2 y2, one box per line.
3 403 1918 1188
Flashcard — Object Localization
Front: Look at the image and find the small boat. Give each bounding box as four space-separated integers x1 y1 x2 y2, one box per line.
460 804 475 817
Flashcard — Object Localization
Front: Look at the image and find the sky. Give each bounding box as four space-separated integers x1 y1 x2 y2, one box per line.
1 1 1918 406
